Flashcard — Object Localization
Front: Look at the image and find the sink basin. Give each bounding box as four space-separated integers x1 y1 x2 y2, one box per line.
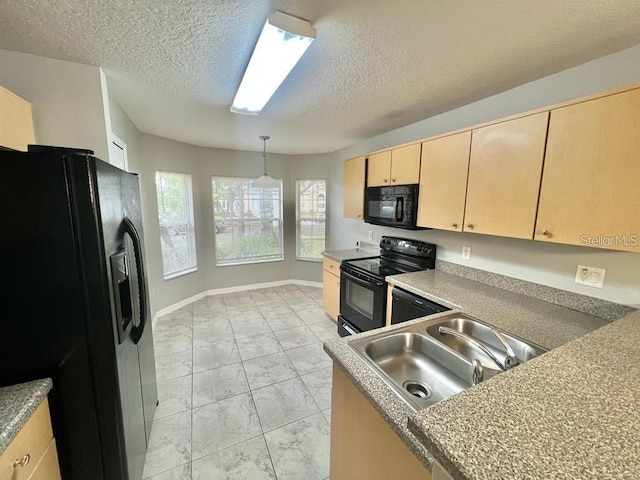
349 312 547 411
363 332 471 410
425 314 547 370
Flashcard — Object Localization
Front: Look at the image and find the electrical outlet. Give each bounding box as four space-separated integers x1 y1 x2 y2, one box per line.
575 265 606 288
461 245 471 260
367 230 373 241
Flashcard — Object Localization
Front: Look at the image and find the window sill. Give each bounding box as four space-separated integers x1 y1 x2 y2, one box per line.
216 257 284 267
296 257 322 263
163 267 198 281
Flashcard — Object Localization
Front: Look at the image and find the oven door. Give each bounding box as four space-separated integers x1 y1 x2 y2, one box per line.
339 266 387 333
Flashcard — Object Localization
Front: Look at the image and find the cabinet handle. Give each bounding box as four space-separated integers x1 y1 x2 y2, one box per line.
466 223 474 229
13 454 30 468
329 264 334 269
451 223 458 228
391 178 396 183
540 230 550 236
383 178 389 183
357 214 362 218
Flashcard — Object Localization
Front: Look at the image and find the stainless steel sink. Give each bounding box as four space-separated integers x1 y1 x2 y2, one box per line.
349 312 547 411
425 314 547 370
362 332 472 410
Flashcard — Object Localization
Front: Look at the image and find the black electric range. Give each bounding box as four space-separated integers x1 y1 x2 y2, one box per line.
337 236 437 337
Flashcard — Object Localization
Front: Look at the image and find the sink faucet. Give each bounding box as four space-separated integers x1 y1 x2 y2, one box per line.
438 326 520 371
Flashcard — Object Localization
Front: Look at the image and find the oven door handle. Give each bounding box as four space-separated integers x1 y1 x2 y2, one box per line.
341 320 359 336
341 268 385 287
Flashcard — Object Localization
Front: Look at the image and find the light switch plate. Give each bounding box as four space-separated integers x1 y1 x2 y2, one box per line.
575 265 606 288
367 230 373 241
461 245 471 260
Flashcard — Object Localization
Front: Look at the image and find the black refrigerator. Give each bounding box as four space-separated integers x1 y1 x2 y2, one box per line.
0 145 157 480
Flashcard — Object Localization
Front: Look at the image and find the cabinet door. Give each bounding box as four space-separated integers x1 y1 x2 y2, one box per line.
330 366 432 480
29 440 62 480
367 151 392 187
0 400 54 480
390 143 421 185
417 132 471 231
343 156 366 219
0 85 35 151
464 112 549 239
535 89 640 252
322 270 340 322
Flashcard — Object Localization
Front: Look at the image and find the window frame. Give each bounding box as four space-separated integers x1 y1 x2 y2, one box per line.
211 176 284 266
155 170 198 280
295 178 327 262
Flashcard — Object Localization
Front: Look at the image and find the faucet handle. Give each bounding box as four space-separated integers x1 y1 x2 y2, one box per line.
489 328 520 369
472 359 483 385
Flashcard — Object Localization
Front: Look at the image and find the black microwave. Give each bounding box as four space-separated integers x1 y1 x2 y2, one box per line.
364 184 423 229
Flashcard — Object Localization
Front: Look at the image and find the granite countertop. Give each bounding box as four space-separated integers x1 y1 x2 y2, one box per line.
322 247 378 262
409 310 640 480
387 269 609 350
0 379 53 455
323 268 633 476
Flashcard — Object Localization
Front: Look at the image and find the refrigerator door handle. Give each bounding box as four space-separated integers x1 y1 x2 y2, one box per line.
123 217 147 345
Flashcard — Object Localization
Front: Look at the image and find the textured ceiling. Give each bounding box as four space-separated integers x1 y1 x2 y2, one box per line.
1 1 640 154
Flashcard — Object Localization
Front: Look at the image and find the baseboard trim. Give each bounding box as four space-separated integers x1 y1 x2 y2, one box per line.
152 279 323 327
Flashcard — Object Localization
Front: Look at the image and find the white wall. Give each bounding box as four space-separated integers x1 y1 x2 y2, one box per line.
107 92 332 313
0 49 110 160
102 125 332 312
329 44 640 307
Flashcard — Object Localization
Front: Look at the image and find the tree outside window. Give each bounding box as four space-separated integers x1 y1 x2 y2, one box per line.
296 179 326 260
155 171 197 278
212 177 283 265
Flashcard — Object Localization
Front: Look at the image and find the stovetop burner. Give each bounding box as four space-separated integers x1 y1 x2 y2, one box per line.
342 236 437 280
343 257 416 278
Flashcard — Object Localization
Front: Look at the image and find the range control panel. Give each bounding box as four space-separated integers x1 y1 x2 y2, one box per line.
380 236 436 258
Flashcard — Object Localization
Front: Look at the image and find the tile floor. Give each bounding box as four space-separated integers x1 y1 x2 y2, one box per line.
143 284 339 480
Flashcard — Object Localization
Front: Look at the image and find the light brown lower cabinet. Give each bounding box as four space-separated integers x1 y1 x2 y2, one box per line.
330 365 432 480
0 398 62 480
322 256 341 322
29 439 62 480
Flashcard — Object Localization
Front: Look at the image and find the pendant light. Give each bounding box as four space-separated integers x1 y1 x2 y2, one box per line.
253 135 280 188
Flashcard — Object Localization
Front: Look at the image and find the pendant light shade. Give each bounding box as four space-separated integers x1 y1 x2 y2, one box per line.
253 136 280 188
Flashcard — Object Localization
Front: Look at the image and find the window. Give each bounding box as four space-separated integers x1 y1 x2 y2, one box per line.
155 171 197 279
212 177 283 265
296 179 326 260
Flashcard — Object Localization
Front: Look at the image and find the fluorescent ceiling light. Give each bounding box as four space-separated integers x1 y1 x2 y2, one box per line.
231 11 316 115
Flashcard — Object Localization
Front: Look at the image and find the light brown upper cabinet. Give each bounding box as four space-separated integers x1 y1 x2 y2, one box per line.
367 150 392 186
367 144 421 187
343 155 366 219
0 85 35 151
417 132 472 231
463 112 549 239
535 88 640 252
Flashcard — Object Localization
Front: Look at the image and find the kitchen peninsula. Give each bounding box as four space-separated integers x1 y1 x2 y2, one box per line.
324 263 638 479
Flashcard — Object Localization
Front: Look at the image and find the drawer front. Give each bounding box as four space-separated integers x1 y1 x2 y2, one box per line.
0 399 54 480
323 256 341 275
29 439 62 480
